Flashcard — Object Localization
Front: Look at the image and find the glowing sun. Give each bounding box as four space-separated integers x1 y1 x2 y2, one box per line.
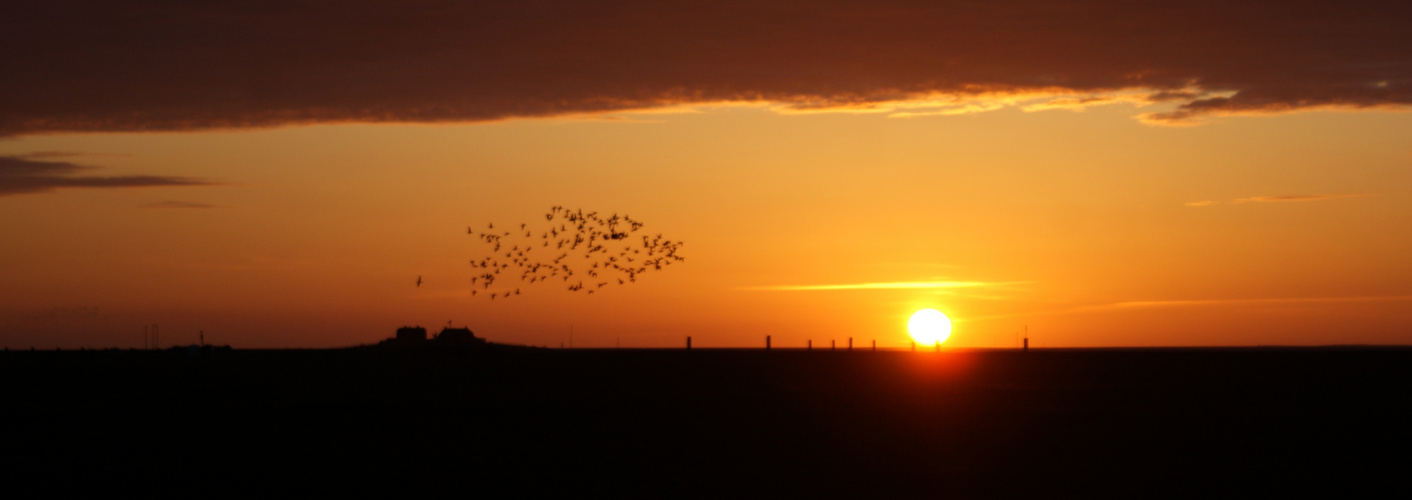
908 309 953 345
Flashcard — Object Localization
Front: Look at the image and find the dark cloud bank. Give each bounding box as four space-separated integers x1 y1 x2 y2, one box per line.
2 0 1409 135
0 155 211 195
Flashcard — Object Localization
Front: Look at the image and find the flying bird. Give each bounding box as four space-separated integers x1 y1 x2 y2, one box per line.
464 206 685 301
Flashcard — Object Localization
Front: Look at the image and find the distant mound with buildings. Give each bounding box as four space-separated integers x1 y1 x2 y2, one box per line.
377 325 496 348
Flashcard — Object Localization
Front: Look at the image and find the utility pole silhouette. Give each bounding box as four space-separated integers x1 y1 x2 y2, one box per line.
766 336 771 350
686 336 692 350
848 337 853 351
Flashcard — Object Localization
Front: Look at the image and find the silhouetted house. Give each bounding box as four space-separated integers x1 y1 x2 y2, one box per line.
434 326 486 346
396 326 428 342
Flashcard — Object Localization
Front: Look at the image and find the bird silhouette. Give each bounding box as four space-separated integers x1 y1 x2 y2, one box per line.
463 206 685 301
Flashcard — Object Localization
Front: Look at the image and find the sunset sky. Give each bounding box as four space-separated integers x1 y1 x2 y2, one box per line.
3 1 1410 349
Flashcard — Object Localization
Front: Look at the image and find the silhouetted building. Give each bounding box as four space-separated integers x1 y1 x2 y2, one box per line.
397 326 428 342
434 326 486 346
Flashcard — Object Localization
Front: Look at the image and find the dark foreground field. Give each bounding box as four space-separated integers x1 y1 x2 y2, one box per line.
6 346 1412 496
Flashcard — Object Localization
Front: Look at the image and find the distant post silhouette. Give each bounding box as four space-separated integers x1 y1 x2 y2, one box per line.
831 340 836 350
848 337 853 351
1023 337 1028 351
872 340 876 351
766 335 771 350
687 336 692 350
808 340 812 350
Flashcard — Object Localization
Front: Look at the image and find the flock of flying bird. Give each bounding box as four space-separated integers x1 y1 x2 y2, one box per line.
435 206 685 300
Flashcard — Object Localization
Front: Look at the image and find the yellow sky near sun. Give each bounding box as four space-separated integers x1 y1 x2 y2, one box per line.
2 103 1411 348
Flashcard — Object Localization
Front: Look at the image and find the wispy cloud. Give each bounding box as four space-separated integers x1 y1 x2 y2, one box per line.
0 155 215 196
1185 200 1221 207
14 151 132 159
1102 295 1412 309
889 102 1010 118
1232 194 1375 203
1187 193 1377 207
963 295 1412 323
873 262 966 270
1019 93 1157 113
140 200 215 209
747 281 1003 291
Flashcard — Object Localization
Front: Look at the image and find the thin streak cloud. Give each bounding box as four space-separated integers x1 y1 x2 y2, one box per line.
140 201 216 209
15 151 132 159
963 295 1412 323
1187 194 1377 207
0 155 215 196
747 281 999 291
1105 295 1412 308
1231 194 1376 203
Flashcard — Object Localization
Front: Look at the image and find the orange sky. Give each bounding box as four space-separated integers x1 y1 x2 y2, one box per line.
3 2 1411 348
4 103 1410 348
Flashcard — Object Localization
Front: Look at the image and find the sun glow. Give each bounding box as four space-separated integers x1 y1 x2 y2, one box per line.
908 309 953 345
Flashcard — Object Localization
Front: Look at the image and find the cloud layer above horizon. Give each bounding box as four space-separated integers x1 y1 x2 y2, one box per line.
3 0 1409 135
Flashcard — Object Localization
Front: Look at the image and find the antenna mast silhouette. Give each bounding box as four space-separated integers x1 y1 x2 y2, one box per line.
144 324 160 349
